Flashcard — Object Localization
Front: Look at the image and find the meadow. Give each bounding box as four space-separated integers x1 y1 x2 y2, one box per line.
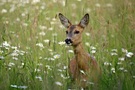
0 0 135 90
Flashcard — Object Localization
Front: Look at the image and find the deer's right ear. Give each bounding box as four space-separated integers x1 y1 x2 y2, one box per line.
78 13 89 28
58 13 71 28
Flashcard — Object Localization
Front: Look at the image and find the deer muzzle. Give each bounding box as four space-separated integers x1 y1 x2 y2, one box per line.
65 38 73 45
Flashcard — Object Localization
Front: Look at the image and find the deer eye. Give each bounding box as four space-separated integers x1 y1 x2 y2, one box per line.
66 31 68 34
74 30 80 34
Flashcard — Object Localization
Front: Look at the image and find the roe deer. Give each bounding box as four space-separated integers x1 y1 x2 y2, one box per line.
58 13 101 89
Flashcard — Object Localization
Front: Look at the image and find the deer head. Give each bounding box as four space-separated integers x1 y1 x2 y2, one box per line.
58 13 89 46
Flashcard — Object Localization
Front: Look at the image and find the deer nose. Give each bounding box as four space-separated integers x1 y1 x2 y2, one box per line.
65 38 73 45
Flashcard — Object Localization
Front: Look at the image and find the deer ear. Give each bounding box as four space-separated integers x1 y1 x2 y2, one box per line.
58 13 72 28
78 13 89 28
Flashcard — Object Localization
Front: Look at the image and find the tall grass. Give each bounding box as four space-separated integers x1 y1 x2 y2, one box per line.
0 0 135 90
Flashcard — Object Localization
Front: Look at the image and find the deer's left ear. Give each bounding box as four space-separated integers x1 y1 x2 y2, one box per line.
78 13 89 28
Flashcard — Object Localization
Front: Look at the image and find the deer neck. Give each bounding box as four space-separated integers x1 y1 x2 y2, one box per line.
73 43 87 61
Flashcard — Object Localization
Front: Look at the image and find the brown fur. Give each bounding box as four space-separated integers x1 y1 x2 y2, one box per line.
59 13 101 88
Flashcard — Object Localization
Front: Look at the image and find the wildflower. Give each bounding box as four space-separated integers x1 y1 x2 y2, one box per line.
37 63 43 66
117 62 122 65
60 74 68 79
1 9 7 13
58 69 63 72
59 24 64 29
11 50 19 57
55 81 63 86
12 57 18 60
35 76 43 81
36 43 44 48
52 0 57 3
80 70 86 75
111 68 115 71
110 49 118 56
48 58 55 61
82 79 87 82
41 5 45 10
22 23 28 27
19 50 25 55
85 32 90 36
39 56 42 59
2 41 10 48
51 21 56 25
63 66 68 69
39 25 47 30
122 48 128 53
60 0 65 6
91 50 96 54
8 62 15 67
111 49 118 52
0 56 4 60
111 68 115 73
112 70 115 73
52 18 56 21
45 65 52 70
21 13 26 17
39 31 46 36
126 52 134 58
26 46 30 50
104 62 112 66
119 67 124 71
68 50 74 53
118 57 125 61
18 85 28 89
124 70 128 72
9 5 16 13
90 46 96 54
11 46 17 50
48 27 53 31
3 20 9 24
35 68 41 72
53 54 60 59
10 85 17 88
11 49 25 57
16 18 20 22
44 39 50 43
22 63 24 66
0 50 3 54
32 0 40 4
111 52 118 56
90 46 96 50
48 49 53 52
85 42 90 46
58 41 65 45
